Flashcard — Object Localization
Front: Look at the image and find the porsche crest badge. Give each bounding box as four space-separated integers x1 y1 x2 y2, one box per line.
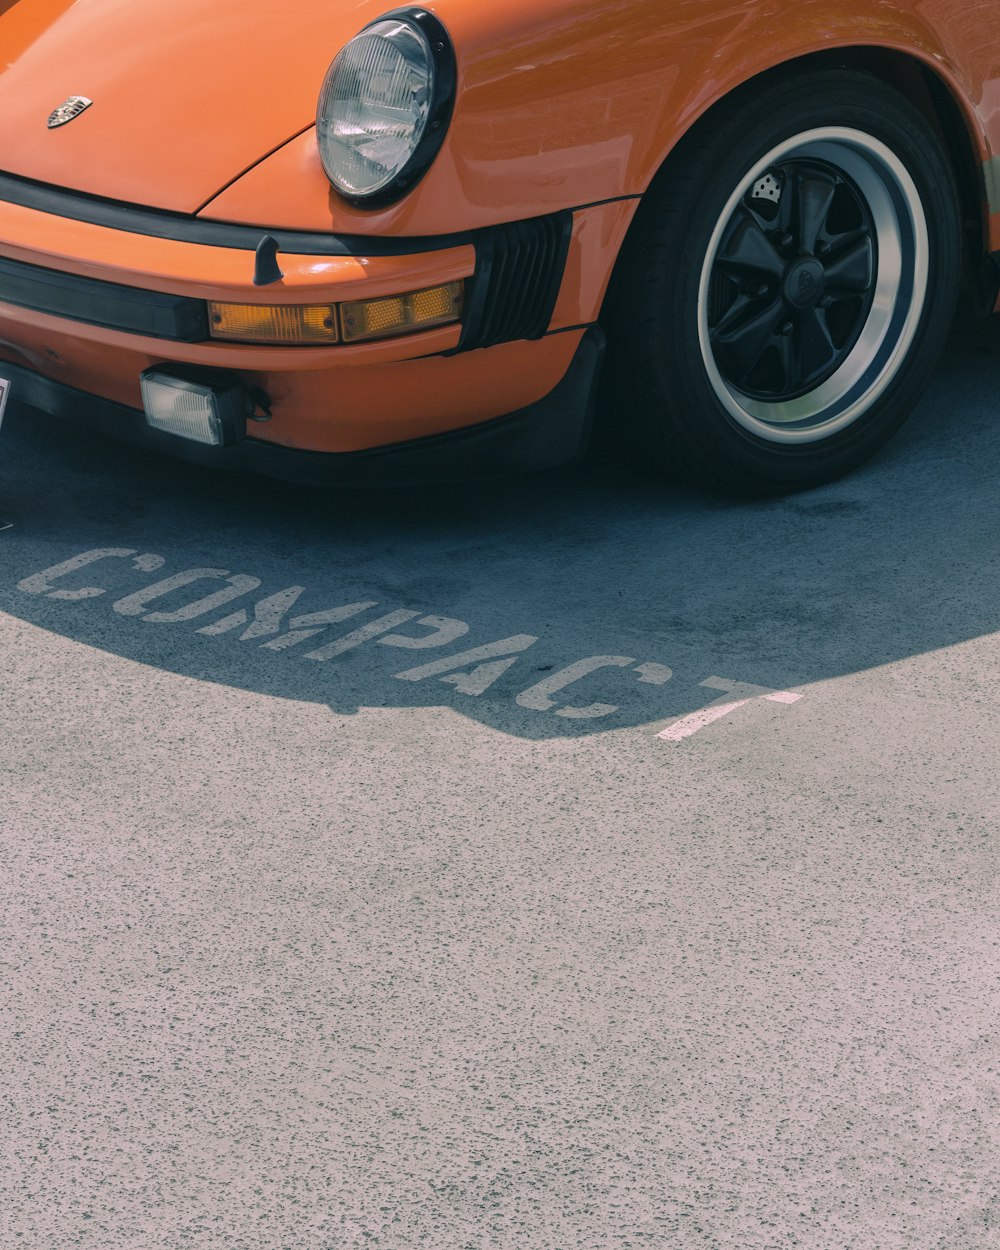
47 96 93 129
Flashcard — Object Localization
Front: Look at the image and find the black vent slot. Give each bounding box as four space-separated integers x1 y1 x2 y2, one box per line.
460 212 573 351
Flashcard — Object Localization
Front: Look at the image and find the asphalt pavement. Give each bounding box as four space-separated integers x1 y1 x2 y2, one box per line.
2 315 999 1249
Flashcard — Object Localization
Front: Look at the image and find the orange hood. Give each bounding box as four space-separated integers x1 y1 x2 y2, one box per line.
0 0 383 212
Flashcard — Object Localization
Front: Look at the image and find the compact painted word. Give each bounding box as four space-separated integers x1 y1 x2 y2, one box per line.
18 547 803 740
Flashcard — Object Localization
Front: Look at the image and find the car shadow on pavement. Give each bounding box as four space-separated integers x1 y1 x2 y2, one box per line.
2 312 1000 741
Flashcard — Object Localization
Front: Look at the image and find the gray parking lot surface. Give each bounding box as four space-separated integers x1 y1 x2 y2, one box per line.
2 318 1000 1250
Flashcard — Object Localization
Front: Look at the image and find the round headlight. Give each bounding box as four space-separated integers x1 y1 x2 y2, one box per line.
317 11 456 206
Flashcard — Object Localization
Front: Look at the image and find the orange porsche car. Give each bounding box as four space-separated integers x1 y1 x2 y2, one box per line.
0 0 997 490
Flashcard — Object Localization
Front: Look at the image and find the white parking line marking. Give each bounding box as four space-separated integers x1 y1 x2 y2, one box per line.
658 677 803 742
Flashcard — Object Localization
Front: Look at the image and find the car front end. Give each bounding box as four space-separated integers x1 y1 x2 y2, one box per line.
0 0 633 482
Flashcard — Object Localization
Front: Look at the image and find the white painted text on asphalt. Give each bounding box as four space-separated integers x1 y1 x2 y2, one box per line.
18 548 803 738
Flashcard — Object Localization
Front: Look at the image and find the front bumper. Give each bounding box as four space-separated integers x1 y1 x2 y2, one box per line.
3 328 605 485
0 173 634 466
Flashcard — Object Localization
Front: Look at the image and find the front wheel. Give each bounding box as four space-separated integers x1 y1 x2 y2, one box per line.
603 70 962 493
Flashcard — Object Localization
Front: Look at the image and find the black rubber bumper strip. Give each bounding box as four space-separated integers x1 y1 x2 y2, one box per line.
0 254 209 341
2 327 605 487
0 171 638 258
0 169 473 257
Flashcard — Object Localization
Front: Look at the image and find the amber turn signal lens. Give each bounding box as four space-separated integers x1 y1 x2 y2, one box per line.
340 281 464 343
208 302 340 344
208 282 464 346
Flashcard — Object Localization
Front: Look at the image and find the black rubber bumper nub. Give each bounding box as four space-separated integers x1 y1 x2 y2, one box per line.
253 236 284 287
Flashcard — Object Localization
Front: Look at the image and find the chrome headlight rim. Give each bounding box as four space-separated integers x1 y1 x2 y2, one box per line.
317 7 457 209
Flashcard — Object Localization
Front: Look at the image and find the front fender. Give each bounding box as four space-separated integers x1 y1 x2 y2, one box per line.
201 0 997 239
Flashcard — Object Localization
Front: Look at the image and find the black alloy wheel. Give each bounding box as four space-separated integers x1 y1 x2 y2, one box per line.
602 68 962 493
708 158 877 402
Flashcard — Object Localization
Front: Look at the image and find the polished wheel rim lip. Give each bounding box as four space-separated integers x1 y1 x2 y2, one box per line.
697 127 930 445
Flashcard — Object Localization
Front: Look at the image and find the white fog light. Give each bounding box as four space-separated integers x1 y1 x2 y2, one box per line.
140 368 247 447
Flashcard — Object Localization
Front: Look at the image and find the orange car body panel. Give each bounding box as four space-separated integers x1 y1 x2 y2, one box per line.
1 0 999 464
3 304 583 453
202 0 1000 240
0 0 335 213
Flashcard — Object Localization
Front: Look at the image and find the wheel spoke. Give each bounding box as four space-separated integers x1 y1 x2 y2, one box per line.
711 299 784 382
711 291 752 337
796 306 837 384
715 211 785 281
773 332 802 394
776 174 795 234
795 171 837 254
823 234 874 295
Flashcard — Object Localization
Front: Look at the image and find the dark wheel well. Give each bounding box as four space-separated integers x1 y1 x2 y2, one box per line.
631 47 985 289
810 47 984 273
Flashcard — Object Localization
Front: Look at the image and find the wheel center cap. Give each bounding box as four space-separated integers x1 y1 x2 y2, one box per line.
783 257 826 310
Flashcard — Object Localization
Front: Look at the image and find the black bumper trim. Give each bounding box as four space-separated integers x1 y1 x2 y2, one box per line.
0 254 209 342
2 327 605 486
0 169 467 257
0 169 637 258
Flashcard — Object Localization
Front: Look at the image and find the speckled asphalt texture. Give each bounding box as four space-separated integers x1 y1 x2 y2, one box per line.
2 318 1000 1250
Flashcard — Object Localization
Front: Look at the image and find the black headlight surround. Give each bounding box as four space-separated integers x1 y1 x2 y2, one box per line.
332 8 458 210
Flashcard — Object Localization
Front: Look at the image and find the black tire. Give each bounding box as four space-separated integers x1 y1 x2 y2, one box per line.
601 68 963 494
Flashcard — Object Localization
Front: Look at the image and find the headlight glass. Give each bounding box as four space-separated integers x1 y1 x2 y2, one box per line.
318 18 435 201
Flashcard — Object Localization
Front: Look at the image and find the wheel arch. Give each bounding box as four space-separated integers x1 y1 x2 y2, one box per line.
780 50 981 261
610 44 990 320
